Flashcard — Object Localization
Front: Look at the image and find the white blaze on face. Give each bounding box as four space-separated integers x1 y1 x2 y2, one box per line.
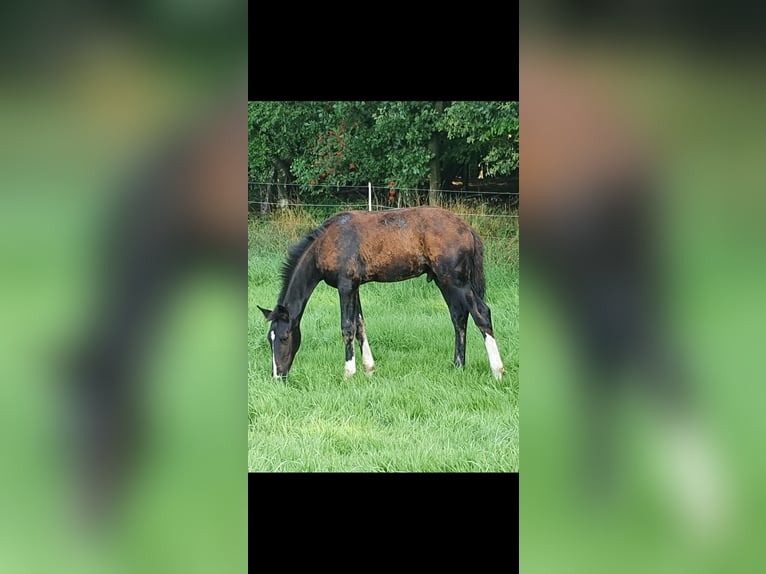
270 330 278 378
484 334 504 380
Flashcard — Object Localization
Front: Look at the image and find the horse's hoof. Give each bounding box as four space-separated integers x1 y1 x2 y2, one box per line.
363 362 375 375
492 366 505 380
343 362 356 378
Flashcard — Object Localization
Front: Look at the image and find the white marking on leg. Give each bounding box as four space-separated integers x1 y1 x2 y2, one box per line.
270 330 278 378
361 338 375 374
344 357 356 378
659 415 731 541
484 334 504 380
358 314 374 374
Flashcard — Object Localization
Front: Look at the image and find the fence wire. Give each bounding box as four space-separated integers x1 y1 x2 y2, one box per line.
248 200 519 219
248 181 519 219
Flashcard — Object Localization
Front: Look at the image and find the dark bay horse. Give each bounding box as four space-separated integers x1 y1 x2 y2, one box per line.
68 95 245 524
258 206 505 380
520 38 722 515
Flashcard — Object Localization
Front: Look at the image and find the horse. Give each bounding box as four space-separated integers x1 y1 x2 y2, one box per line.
257 206 505 380
68 94 245 524
519 37 731 529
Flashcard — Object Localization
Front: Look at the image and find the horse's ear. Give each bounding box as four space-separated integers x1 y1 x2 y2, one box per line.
274 304 290 322
257 304 290 322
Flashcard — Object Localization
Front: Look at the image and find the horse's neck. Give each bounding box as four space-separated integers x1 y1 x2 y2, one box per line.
280 260 321 323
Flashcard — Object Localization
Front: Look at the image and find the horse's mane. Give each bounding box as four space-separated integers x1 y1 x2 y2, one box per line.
276 215 338 305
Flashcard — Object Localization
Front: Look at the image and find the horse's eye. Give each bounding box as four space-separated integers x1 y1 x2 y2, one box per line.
279 335 289 343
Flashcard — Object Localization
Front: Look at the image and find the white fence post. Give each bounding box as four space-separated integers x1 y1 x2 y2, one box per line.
368 182 372 211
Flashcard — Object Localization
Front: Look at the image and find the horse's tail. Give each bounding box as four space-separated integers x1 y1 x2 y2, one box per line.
470 229 487 301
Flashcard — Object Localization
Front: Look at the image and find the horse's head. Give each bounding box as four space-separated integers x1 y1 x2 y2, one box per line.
258 304 301 378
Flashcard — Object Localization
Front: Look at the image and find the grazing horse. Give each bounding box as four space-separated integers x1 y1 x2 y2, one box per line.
68 95 245 524
258 206 505 380
520 38 731 531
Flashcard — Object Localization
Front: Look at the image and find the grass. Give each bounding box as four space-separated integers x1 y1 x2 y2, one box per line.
248 206 519 472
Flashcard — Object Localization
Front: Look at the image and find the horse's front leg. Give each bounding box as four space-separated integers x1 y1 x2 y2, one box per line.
338 284 358 378
354 290 375 374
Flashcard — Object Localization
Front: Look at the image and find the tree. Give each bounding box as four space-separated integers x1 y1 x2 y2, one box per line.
440 101 520 178
248 101 519 208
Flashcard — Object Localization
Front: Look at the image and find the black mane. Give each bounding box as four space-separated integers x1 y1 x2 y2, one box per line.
276 217 336 305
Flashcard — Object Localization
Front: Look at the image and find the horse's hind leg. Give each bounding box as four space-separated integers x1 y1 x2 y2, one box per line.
354 291 375 374
437 284 470 368
338 284 359 377
467 293 505 380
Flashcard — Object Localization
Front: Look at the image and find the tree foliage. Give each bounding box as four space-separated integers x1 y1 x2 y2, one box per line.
248 101 519 205
441 101 519 178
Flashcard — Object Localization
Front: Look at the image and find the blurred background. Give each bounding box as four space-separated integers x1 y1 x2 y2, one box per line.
6 0 766 569
521 1 766 572
0 2 247 573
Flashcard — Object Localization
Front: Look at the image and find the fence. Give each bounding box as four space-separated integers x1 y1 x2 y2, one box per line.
247 181 519 215
248 181 519 242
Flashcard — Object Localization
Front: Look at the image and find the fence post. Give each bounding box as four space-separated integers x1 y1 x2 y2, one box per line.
368 182 372 211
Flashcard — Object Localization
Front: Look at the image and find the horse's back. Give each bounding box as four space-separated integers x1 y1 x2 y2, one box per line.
315 207 477 283
521 42 653 225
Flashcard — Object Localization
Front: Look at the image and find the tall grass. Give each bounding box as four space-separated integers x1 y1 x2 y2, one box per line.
248 205 519 472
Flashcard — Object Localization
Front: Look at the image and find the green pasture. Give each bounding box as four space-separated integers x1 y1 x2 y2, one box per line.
247 209 519 472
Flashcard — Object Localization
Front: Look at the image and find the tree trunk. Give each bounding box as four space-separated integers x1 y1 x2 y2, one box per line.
428 101 444 206
262 182 271 215
272 158 291 202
